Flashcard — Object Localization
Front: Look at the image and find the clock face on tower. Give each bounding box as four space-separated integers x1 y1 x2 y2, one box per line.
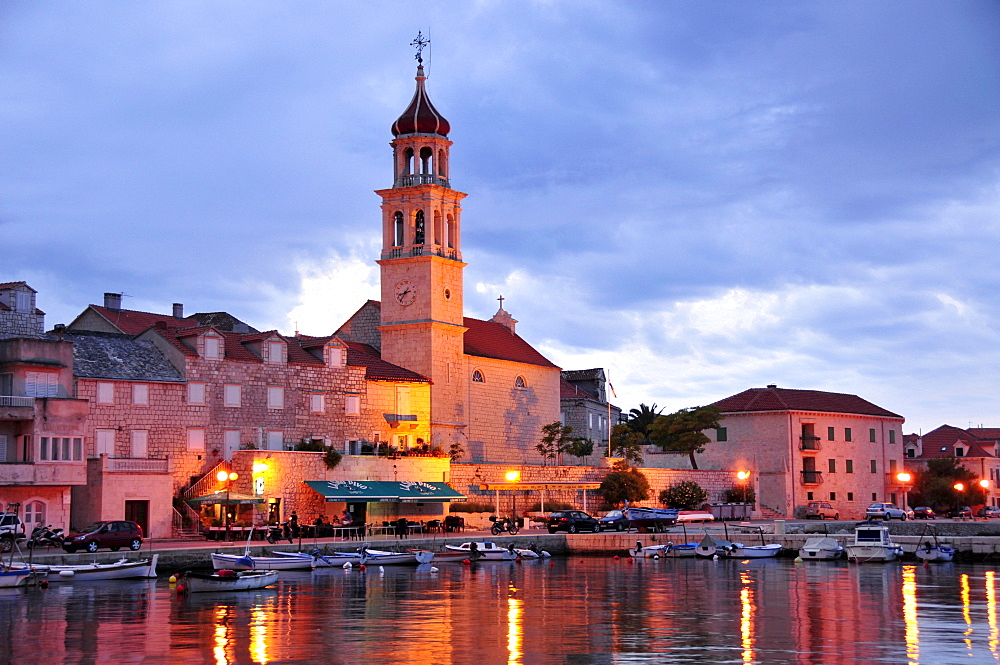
395 280 417 306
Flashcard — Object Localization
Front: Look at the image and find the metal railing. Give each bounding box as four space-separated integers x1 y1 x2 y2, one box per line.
183 460 231 500
0 396 34 408
799 436 822 451
800 470 823 485
106 457 169 473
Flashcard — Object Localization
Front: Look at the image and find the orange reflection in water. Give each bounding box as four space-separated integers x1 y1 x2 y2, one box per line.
250 605 270 664
988 571 999 658
901 566 919 665
214 607 230 665
507 584 523 665
961 573 974 654
740 570 756 665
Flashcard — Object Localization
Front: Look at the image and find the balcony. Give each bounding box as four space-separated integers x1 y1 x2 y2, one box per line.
799 435 822 452
800 470 823 486
105 457 170 474
0 395 35 421
395 174 450 188
0 461 87 486
381 246 461 261
383 413 418 429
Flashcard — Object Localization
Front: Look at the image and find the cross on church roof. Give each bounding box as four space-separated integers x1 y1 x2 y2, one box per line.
497 294 505 310
410 31 429 65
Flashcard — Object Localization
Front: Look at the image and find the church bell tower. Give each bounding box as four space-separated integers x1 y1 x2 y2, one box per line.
377 35 468 447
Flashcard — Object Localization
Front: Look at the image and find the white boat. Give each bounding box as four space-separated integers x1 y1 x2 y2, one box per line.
361 547 435 565
270 549 365 568
725 543 782 559
514 546 550 559
622 506 679 532
183 569 279 593
212 552 314 571
35 554 159 581
0 566 32 588
845 522 903 562
444 542 517 561
798 537 846 560
628 540 698 558
913 533 956 562
695 534 735 558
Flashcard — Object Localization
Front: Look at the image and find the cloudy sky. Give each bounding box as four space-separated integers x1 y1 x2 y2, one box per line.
2 2 998 435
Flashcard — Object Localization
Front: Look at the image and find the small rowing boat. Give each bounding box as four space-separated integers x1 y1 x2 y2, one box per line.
183 569 279 593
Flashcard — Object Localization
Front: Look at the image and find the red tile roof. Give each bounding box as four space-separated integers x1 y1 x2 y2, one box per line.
88 305 202 335
712 386 902 419
0 281 34 291
463 317 559 368
914 424 997 459
343 341 429 383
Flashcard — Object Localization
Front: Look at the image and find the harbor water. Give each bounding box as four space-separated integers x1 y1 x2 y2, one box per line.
2 555 1000 664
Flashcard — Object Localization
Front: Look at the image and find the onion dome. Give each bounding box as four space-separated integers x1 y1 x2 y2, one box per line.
391 65 450 137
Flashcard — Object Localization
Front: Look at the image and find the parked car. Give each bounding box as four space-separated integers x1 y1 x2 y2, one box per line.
547 510 601 534
865 503 912 521
980 506 1000 519
0 514 26 553
63 520 144 554
597 510 630 532
949 506 974 519
912 506 937 520
805 501 840 520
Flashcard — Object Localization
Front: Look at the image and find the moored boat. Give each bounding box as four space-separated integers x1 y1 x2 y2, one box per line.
0 566 32 588
35 554 159 581
622 505 679 532
845 522 903 562
798 537 845 560
913 531 955 562
361 547 434 565
628 540 698 558
271 549 365 568
183 569 279 593
444 541 517 561
695 534 735 558
212 552 314 571
725 543 782 559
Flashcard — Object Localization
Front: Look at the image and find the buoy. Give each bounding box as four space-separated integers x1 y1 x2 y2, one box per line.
59 570 75 578
343 562 352 569
712 555 719 561
794 557 803 564
39 579 48 589
169 574 177 584
429 566 439 572
358 564 366 571
627 558 633 565
175 584 186 594
613 555 619 560
462 559 471 565
549 560 554 567
653 554 660 560
379 566 384 573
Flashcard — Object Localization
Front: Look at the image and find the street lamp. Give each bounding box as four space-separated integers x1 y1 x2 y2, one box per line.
954 482 966 518
895 472 912 511
506 470 521 525
217 470 239 541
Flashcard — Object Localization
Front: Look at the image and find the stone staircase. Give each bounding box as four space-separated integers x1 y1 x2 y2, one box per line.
758 506 785 521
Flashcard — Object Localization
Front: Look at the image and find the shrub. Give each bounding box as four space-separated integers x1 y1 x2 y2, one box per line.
323 448 342 469
448 501 495 513
524 501 574 513
660 481 708 509
722 485 755 503
600 468 652 506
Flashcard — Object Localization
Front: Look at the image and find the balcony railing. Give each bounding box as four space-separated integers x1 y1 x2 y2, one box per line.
0 395 34 408
381 246 461 261
395 174 450 188
799 436 821 452
800 470 823 485
105 457 170 474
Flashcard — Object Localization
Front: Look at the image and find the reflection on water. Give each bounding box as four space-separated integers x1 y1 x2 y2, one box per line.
7 559 1000 663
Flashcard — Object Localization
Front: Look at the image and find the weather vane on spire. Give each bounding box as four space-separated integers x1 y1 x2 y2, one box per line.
411 31 429 65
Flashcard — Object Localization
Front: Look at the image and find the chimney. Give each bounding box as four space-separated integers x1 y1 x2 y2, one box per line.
104 293 122 311
173 303 184 319
766 384 777 389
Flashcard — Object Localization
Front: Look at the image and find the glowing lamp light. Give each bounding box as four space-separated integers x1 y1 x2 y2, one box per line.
979 479 991 489
736 471 750 481
252 462 269 474
505 471 521 483
896 472 912 484
954 483 965 492
217 471 238 483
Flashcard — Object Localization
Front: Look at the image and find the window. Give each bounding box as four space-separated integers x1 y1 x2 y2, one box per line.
267 340 284 364
514 376 526 389
472 370 485 383
25 371 58 397
889 430 896 444
97 382 114 404
828 459 837 473
827 426 835 441
830 492 837 501
869 428 876 443
204 334 223 359
39 436 83 461
15 291 31 312
0 434 6 462
716 427 728 442
345 394 360 416
187 382 206 404
846 459 854 474
588 413 593 429
872 492 878 502
266 431 283 450
224 384 241 407
889 459 897 474
393 211 404 246
956 448 965 457
96 429 115 457
395 386 410 415
187 428 205 451
24 501 44 527
327 345 344 368
310 393 325 413
0 373 11 395
847 492 854 501
905 448 915 458
845 428 852 442
807 492 814 501
870 460 878 473
132 383 148 406
267 386 284 410
131 430 148 457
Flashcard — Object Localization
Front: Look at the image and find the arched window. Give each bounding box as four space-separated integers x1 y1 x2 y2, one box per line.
420 146 433 174
414 210 425 245
437 148 447 177
514 376 526 389
446 215 456 249
393 211 404 246
433 210 443 246
403 148 414 175
24 501 45 527
472 370 485 383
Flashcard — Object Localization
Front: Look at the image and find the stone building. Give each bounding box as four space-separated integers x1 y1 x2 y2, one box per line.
696 385 906 520
903 424 1000 508
559 369 622 465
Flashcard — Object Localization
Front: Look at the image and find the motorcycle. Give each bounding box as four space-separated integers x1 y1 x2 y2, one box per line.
265 522 293 544
27 524 64 549
489 516 519 536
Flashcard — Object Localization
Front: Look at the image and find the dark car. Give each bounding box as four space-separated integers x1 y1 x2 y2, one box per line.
547 510 601 534
912 506 937 519
948 506 973 519
597 510 630 532
63 520 143 553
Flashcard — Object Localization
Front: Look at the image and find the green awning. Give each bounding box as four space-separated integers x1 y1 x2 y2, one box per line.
305 480 466 503
187 491 265 505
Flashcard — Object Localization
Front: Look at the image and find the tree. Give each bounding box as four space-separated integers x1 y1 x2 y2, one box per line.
600 468 651 506
647 405 722 470
610 424 644 467
625 403 663 444
659 481 708 510
564 437 595 460
536 422 575 465
909 457 985 509
448 441 465 462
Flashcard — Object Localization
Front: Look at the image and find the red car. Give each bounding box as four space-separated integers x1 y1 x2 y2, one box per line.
63 520 144 553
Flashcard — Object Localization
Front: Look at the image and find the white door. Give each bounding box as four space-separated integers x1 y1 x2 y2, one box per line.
224 430 240 459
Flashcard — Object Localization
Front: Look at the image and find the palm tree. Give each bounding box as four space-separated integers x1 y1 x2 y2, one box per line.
626 403 663 444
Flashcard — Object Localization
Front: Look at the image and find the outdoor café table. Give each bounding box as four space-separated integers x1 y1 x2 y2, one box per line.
408 523 424 535
329 525 364 540
367 524 395 537
205 526 266 541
